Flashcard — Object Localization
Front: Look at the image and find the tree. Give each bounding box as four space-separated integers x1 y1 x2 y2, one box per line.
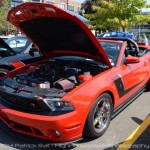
0 0 16 35
84 0 150 32
81 0 98 14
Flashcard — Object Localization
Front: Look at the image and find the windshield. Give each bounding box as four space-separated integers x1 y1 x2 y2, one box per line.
5 36 28 54
100 41 122 66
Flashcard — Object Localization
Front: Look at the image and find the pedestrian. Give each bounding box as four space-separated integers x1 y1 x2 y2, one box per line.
140 34 149 45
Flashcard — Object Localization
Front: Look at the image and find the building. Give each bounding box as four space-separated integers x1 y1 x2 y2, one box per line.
10 0 23 8
10 0 82 13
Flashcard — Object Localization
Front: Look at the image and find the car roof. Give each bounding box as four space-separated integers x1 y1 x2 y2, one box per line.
0 35 12 40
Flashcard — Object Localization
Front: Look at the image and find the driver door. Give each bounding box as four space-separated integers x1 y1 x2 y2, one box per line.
114 43 149 104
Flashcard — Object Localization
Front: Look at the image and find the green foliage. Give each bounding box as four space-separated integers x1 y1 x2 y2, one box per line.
84 0 150 31
0 0 16 35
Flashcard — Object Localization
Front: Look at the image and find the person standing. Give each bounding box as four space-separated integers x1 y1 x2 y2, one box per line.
140 34 149 45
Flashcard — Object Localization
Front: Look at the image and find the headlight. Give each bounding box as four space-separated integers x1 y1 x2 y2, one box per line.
44 98 74 112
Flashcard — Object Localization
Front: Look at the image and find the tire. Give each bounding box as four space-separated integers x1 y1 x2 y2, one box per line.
0 68 9 77
83 93 113 139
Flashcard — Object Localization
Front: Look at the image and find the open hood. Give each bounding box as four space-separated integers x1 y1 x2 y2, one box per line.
7 3 112 67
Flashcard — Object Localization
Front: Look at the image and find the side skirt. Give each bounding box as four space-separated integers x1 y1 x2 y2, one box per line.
111 86 146 118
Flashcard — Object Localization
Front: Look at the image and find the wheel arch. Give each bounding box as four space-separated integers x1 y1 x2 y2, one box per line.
102 90 115 108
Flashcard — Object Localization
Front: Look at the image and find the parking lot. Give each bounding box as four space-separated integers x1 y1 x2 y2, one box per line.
0 91 149 150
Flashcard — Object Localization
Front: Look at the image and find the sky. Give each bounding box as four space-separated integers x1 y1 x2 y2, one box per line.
76 0 85 2
147 0 150 3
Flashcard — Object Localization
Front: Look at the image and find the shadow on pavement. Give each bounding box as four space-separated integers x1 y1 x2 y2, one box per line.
103 116 150 150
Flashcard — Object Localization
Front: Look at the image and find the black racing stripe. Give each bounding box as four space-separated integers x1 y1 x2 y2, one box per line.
114 75 143 98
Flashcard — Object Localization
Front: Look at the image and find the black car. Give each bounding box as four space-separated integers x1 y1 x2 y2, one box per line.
0 36 43 76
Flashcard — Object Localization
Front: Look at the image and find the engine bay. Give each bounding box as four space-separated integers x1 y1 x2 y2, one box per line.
11 57 105 92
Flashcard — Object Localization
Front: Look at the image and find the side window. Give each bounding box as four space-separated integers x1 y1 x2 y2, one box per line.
8 40 17 48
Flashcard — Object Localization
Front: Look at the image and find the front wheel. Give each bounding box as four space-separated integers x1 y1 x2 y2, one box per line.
83 93 113 139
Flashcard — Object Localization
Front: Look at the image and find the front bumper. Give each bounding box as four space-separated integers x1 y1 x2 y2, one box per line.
0 102 85 143
0 120 82 146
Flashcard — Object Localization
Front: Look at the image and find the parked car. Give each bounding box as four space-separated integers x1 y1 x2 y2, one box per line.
0 3 150 143
98 31 135 39
0 36 42 76
5 36 30 54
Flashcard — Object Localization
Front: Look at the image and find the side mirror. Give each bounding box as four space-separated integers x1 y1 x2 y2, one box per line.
125 56 140 64
29 45 38 56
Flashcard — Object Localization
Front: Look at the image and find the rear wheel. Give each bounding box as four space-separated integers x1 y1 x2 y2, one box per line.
83 93 113 139
0 68 9 77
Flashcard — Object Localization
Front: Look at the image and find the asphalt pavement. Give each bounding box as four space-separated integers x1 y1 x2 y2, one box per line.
0 91 150 150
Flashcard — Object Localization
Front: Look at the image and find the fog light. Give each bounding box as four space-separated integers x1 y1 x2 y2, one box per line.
54 130 61 137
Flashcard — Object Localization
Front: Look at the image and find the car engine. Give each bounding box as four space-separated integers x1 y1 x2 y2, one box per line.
11 58 104 92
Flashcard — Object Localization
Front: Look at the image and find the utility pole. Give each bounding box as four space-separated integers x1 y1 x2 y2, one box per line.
64 0 68 10
66 0 68 10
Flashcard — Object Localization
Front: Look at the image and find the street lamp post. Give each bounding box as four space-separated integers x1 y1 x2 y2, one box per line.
66 0 68 10
64 0 68 10
138 25 141 39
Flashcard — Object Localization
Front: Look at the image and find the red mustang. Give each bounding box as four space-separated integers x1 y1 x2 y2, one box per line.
0 3 150 143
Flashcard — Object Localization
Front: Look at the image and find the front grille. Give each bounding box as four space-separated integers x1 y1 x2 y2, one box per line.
0 86 70 116
1 94 44 112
